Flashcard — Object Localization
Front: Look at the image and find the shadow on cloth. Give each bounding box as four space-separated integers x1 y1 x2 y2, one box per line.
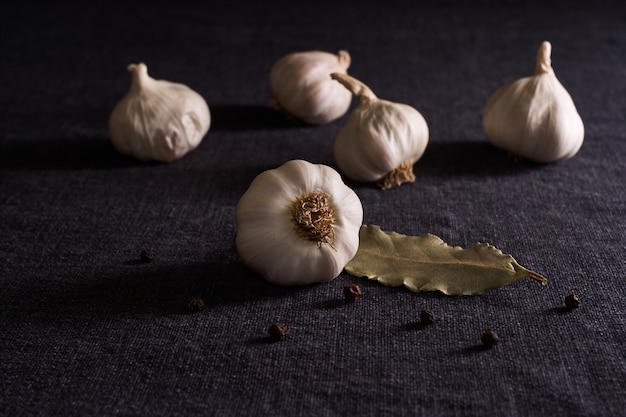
0 137 152 171
413 140 547 179
7 258 301 322
0 105 308 170
209 104 309 131
338 140 548 191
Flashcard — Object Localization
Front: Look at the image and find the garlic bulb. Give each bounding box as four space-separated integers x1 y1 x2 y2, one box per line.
269 50 353 125
109 63 211 162
482 41 584 162
235 159 363 286
331 73 429 190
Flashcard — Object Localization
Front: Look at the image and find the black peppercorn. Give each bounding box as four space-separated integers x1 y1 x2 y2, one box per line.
268 323 290 341
343 284 362 302
481 330 499 348
420 309 436 324
564 293 581 309
186 296 205 312
140 248 154 262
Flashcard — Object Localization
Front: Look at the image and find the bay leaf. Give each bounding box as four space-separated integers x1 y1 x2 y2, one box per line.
345 225 547 296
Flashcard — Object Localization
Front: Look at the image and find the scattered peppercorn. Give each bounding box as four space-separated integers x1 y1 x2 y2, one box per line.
481 330 499 348
343 284 362 302
564 293 581 309
140 248 154 262
420 309 436 324
186 296 205 312
268 323 290 341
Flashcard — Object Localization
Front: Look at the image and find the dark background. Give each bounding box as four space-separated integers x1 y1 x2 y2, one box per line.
1 1 625 416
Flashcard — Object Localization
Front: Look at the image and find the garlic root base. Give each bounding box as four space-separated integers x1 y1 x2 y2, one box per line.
377 162 416 190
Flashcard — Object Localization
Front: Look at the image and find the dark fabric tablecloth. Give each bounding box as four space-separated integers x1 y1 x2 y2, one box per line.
1 1 625 416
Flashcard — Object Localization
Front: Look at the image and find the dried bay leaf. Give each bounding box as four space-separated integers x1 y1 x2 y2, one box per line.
345 225 547 296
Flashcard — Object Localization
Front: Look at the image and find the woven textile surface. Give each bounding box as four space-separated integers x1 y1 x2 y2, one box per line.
1 1 625 416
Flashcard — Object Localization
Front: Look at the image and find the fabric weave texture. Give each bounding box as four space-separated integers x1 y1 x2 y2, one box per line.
1 1 625 416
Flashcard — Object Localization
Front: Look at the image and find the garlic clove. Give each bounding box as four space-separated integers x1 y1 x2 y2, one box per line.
269 50 353 125
109 63 211 162
482 41 584 162
235 159 363 286
331 73 429 189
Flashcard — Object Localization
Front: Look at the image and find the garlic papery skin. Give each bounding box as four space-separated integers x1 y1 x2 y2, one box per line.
331 73 429 190
235 159 363 286
108 63 211 162
482 41 584 162
269 50 353 125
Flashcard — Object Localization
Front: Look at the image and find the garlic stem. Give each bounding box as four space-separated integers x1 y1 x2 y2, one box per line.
128 62 151 92
337 50 351 70
535 41 553 75
331 72 377 104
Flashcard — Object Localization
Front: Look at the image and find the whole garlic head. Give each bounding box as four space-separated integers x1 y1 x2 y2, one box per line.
482 41 584 162
331 73 429 190
109 63 211 162
235 159 363 286
269 50 353 125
